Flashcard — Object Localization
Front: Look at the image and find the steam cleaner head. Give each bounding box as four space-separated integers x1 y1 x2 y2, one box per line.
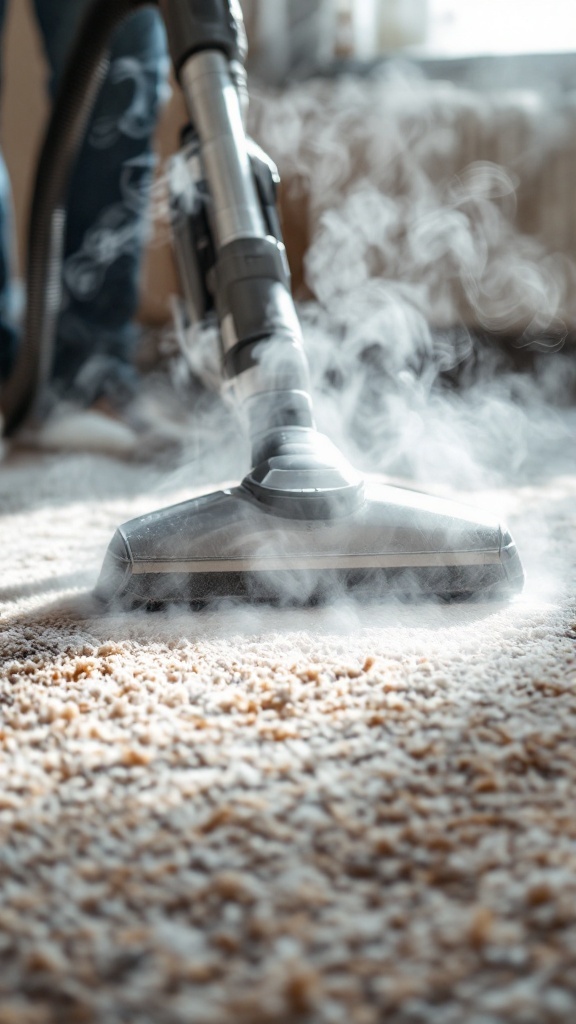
96 474 524 608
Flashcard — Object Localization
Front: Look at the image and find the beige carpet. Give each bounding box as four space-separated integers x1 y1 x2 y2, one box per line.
1 399 575 1024
2 65 576 1024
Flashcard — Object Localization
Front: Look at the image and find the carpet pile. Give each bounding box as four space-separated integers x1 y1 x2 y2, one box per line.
1 420 575 1023
2 63 576 1024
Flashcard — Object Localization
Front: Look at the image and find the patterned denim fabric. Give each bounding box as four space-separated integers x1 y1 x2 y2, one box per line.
0 0 169 405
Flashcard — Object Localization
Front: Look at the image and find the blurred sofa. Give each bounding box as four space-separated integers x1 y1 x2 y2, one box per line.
145 51 576 356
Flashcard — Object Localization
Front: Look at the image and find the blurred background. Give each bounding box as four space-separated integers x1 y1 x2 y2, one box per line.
3 0 576 342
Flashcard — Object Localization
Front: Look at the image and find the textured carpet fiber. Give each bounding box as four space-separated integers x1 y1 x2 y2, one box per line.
1 435 575 1024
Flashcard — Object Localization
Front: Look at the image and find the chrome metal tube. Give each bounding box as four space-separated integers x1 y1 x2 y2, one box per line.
180 50 267 248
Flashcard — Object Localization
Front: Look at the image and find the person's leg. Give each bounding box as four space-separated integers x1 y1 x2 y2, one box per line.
0 0 19 384
32 0 169 408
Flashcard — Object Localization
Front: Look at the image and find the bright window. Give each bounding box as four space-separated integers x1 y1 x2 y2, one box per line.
426 0 576 55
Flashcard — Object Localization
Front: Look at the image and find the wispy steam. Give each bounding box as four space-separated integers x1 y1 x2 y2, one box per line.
128 61 576 610
237 67 576 492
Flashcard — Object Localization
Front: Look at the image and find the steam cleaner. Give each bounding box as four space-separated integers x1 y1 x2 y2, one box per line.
0 0 524 606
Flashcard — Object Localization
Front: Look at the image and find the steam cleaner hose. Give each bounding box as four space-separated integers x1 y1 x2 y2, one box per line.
0 0 154 437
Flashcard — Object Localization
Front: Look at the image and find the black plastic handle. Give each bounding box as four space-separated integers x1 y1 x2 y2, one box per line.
159 0 246 78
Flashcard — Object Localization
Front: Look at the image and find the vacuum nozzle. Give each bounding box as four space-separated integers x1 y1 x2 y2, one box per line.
96 480 524 608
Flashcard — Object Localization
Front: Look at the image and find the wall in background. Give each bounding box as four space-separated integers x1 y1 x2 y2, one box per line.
1 0 47 277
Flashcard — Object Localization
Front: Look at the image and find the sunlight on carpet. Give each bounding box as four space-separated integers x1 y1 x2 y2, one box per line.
1 441 575 1024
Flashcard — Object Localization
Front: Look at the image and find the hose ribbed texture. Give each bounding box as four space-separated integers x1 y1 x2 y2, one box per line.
1 0 156 436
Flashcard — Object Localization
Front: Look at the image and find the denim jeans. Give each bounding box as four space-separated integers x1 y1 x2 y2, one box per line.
0 0 169 406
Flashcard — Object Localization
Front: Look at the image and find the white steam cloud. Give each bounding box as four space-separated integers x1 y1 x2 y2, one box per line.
130 62 576 610
238 67 576 492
